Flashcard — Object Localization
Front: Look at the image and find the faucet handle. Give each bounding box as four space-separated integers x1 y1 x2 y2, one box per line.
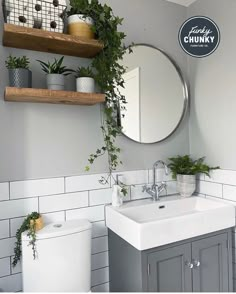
161 181 167 188
158 181 167 194
142 184 148 193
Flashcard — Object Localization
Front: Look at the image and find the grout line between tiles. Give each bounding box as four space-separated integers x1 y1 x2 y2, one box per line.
8 182 10 200
0 272 21 279
91 281 110 290
64 177 66 193
8 219 11 238
91 266 109 272
64 210 66 221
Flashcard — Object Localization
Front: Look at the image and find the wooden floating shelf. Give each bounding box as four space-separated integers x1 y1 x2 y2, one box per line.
3 24 104 58
5 87 105 106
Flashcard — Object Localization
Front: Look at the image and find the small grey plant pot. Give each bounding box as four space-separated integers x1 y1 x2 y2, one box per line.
76 77 95 93
9 69 32 88
46 74 65 91
177 174 196 198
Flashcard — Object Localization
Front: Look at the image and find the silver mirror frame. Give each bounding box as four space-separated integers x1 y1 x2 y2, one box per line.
120 43 190 144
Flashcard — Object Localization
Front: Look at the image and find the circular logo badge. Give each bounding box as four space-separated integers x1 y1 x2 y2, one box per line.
179 16 220 58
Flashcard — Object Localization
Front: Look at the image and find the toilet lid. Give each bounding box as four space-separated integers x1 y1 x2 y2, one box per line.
22 219 92 240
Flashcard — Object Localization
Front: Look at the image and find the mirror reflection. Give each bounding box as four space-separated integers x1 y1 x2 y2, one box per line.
119 44 188 144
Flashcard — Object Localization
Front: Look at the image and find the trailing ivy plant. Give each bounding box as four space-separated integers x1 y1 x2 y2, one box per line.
69 0 129 195
12 212 41 267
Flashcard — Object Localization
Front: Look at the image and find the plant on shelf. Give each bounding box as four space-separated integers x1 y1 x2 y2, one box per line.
67 0 95 39
37 56 74 91
12 212 44 267
5 55 32 88
168 155 219 198
5 55 30 69
76 66 94 78
68 0 129 195
75 66 95 93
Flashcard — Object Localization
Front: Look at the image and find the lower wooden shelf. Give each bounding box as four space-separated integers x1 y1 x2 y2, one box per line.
4 87 105 106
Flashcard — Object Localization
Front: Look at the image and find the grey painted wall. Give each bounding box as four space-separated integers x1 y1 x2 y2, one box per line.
188 0 236 169
0 0 189 182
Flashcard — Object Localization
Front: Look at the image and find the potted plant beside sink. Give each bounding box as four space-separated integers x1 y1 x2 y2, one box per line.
168 155 219 198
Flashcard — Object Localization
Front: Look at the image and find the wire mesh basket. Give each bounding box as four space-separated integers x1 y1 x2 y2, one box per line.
2 0 67 33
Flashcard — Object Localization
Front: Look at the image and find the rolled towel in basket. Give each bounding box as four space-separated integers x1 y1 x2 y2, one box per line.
4 0 15 13
42 17 64 33
32 0 47 27
7 8 34 28
5 0 29 14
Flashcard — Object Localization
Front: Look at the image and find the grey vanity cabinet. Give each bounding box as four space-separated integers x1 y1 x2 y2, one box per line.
108 229 233 292
147 243 192 292
191 233 230 292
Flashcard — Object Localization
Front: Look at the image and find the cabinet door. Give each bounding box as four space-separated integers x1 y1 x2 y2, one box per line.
147 243 192 292
192 233 230 292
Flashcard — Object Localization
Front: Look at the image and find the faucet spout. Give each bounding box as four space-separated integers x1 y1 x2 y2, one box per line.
153 160 169 189
143 160 169 201
144 160 169 201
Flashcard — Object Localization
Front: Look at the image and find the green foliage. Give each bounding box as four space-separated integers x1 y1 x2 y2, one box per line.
69 0 128 194
37 56 74 75
5 55 30 69
168 155 220 180
67 0 90 15
12 212 41 267
76 66 94 78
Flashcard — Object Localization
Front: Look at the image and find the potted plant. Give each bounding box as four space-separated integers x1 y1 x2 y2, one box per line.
12 212 44 267
168 155 219 198
75 66 95 93
5 55 32 88
37 56 74 90
67 0 94 39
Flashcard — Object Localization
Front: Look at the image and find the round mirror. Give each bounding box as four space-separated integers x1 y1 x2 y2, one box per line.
119 44 189 144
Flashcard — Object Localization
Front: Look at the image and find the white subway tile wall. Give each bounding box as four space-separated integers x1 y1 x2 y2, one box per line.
10 178 64 199
1 168 235 292
0 169 165 292
65 173 110 193
0 220 9 239
197 180 223 198
39 191 89 213
0 258 10 278
0 183 9 201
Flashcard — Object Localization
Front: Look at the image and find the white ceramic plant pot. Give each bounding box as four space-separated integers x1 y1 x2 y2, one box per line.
68 14 94 39
177 174 196 198
76 77 95 93
46 74 65 91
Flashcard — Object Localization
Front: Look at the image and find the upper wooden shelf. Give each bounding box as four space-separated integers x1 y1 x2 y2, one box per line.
3 24 104 58
5 87 105 106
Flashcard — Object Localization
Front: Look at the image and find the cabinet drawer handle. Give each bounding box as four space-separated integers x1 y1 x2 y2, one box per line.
185 261 194 269
193 260 201 267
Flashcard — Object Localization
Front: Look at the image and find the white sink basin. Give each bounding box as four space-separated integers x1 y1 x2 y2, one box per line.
105 196 235 250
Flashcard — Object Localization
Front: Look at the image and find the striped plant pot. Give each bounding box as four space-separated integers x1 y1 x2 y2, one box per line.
177 174 196 198
9 68 32 88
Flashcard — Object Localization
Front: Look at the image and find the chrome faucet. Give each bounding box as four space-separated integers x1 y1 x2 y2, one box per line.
143 160 169 201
